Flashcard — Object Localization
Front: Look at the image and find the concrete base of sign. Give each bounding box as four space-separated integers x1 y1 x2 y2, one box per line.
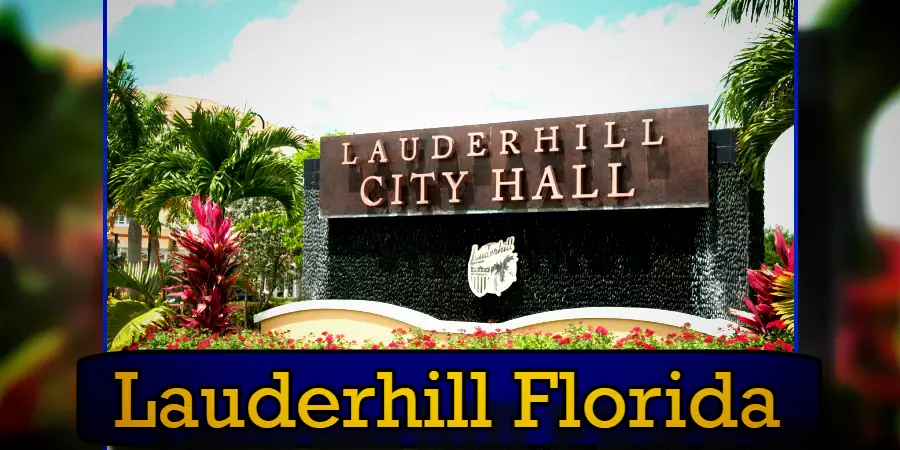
254 300 737 346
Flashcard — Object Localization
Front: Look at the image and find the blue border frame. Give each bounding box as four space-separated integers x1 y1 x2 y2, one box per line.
792 0 798 352
96 0 802 351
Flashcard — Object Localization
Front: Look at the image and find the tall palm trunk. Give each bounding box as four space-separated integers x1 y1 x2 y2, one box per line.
126 219 141 264
147 234 158 268
126 218 142 298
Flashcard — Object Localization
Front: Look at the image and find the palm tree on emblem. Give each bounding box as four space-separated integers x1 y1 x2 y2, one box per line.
490 253 518 295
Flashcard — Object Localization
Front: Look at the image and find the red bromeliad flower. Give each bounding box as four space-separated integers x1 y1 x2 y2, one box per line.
167 195 245 333
730 226 794 335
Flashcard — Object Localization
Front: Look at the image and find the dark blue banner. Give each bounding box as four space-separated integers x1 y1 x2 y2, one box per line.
77 350 819 446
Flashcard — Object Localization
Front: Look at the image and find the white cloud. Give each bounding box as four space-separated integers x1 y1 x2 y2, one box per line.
519 9 540 28
865 93 900 231
764 127 794 230
798 0 827 29
107 0 175 34
43 19 103 59
147 0 795 226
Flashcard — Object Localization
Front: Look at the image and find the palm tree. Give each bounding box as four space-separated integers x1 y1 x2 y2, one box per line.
107 55 170 268
708 0 794 188
110 105 307 235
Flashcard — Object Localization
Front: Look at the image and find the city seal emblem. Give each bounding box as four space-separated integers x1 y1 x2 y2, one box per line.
467 236 518 298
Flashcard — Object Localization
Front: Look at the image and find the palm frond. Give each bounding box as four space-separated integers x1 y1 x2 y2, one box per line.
707 0 794 25
107 55 141 152
107 300 172 350
107 263 161 303
133 177 197 233
711 18 794 187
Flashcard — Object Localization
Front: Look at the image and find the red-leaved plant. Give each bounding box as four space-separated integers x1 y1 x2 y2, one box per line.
730 226 794 335
167 195 245 333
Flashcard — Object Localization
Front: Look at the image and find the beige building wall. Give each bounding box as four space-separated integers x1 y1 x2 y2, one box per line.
256 301 734 348
260 309 691 346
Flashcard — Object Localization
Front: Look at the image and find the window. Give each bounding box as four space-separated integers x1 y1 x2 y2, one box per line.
114 216 128 226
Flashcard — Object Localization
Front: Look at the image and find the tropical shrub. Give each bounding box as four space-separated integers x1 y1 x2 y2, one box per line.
106 263 174 350
229 298 296 329
731 225 795 334
764 226 793 267
167 196 245 333
128 323 792 352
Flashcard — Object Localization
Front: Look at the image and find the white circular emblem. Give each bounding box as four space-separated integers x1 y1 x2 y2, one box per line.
467 236 518 298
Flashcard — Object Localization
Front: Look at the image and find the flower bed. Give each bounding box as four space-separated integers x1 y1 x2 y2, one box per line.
127 322 793 352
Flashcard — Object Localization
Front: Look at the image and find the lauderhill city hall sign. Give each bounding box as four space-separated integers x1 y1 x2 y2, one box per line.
319 105 708 218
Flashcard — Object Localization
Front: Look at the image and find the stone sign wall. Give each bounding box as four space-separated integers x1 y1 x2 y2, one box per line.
301 129 764 323
319 106 709 218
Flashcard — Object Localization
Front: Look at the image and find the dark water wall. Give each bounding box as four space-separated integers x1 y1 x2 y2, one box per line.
301 129 764 322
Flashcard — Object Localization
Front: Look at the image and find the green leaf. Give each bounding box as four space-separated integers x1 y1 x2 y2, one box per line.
711 17 794 188
107 263 161 303
107 300 172 351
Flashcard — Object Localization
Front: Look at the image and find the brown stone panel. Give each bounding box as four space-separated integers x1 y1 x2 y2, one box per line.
320 105 708 218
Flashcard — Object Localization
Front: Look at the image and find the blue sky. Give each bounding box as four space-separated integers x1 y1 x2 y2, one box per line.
1 0 101 36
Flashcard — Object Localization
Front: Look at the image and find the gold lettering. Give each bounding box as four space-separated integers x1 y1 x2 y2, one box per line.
201 388 245 428
629 388 661 427
376 371 423 427
115 372 156 428
558 371 580 428
584 388 626 428
470 371 492 427
343 387 376 428
160 388 199 428
666 370 687 427
689 371 739 428
298 388 340 429
514 371 557 428
247 371 297 428
741 388 780 428
446 371 468 428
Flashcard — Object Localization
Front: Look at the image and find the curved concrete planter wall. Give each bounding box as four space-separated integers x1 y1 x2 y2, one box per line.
255 300 737 346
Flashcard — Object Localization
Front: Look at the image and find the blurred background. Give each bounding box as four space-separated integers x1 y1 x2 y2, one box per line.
0 0 897 448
